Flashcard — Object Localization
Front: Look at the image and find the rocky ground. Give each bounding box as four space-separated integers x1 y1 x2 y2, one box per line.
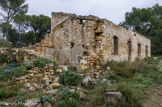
0 48 162 107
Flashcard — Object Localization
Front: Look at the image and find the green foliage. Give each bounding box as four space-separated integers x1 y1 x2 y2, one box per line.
0 39 12 48
27 15 51 42
115 67 136 78
116 84 142 107
86 83 108 107
33 58 46 68
18 54 24 61
0 0 28 41
0 53 8 64
22 31 36 46
109 61 136 78
33 58 57 69
0 84 19 99
41 96 52 104
85 81 95 90
144 57 160 64
54 88 80 107
13 66 26 77
0 65 26 80
0 66 14 80
59 70 82 86
23 61 32 70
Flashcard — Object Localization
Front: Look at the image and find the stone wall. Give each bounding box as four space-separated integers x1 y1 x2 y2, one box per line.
31 12 151 67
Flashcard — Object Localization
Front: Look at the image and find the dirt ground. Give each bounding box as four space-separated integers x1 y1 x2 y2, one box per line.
143 60 162 107
143 85 162 107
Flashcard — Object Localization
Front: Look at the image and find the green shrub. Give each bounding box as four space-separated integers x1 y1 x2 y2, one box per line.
0 66 14 80
87 83 108 107
14 66 26 77
0 66 26 80
0 82 5 88
33 58 46 68
54 88 80 107
41 96 52 104
59 70 82 86
0 84 19 99
115 67 136 78
83 80 95 90
107 61 137 78
117 84 142 107
23 61 32 70
33 57 57 68
144 57 160 64
0 53 8 64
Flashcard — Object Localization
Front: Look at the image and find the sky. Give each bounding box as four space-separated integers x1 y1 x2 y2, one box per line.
9 0 162 24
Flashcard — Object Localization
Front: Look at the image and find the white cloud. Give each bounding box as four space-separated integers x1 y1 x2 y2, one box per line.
26 0 162 24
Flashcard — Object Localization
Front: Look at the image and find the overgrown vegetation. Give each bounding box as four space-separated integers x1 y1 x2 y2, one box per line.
59 70 82 86
54 88 80 107
23 61 32 70
0 65 26 80
0 82 20 99
0 53 9 64
33 58 53 68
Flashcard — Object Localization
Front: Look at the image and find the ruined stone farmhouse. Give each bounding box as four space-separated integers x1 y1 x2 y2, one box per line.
32 12 151 67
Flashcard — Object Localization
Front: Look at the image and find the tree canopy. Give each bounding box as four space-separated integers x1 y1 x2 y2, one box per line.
120 4 162 55
0 0 28 40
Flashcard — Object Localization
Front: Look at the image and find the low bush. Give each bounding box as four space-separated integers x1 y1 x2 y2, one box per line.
0 53 8 64
23 61 32 70
14 66 26 77
33 58 55 68
87 83 108 107
0 66 14 80
0 65 26 80
54 88 80 107
59 70 82 86
108 61 136 78
115 67 136 78
144 57 160 64
116 84 142 107
33 58 46 68
0 84 19 99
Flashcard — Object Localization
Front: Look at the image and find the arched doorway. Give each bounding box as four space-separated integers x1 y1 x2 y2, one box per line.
128 40 132 62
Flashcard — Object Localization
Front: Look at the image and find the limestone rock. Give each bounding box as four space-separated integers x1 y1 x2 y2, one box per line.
82 76 92 85
77 64 85 72
24 98 41 107
43 102 52 107
24 83 31 88
60 65 68 71
29 86 36 92
80 92 87 100
105 92 123 104
94 72 100 76
51 83 60 88
96 66 101 70
106 66 111 71
56 69 63 73
47 63 54 68
25 49 35 55
45 89 58 95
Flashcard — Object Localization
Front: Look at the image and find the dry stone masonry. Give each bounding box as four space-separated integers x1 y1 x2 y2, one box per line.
30 12 151 68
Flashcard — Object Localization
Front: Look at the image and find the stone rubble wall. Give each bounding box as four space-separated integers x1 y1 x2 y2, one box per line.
26 12 151 68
